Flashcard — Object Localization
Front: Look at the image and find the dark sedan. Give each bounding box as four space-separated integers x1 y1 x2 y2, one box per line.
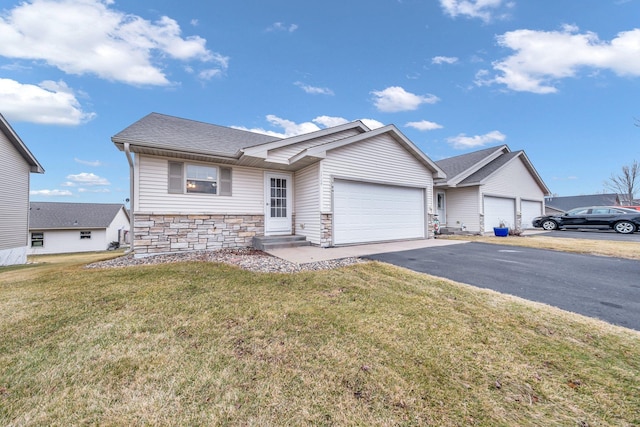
532 206 640 234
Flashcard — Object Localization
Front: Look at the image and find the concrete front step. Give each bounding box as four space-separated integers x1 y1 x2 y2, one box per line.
438 227 474 236
252 235 311 251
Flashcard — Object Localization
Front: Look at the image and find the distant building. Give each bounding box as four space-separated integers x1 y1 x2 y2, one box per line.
544 193 621 214
0 113 44 266
28 202 130 255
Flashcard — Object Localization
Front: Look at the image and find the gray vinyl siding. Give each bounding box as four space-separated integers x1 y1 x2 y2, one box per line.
441 187 481 232
137 155 263 214
320 133 433 213
294 163 321 244
482 158 545 204
0 131 30 250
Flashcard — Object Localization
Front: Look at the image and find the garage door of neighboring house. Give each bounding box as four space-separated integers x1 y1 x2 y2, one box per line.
333 180 425 245
484 196 516 230
521 200 543 229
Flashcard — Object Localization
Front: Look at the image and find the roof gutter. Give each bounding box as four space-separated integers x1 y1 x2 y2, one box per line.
124 143 135 254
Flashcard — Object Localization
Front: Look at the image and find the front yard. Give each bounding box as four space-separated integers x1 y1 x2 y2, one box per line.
0 251 638 426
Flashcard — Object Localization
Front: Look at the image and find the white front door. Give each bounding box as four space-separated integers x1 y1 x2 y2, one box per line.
264 172 292 235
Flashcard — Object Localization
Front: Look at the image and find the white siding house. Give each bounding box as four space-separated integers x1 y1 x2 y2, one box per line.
28 202 130 255
112 113 446 255
434 145 550 234
0 114 44 266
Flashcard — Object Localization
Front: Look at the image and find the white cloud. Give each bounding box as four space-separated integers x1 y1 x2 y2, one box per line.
198 68 223 80
371 86 439 113
360 119 385 130
234 115 386 138
446 130 506 149
66 172 110 186
406 120 444 131
266 22 298 33
439 0 513 23
234 115 321 138
30 189 73 196
0 0 225 86
478 26 640 94
0 78 95 125
313 116 349 128
432 56 459 65
74 158 102 167
294 82 334 95
78 188 111 193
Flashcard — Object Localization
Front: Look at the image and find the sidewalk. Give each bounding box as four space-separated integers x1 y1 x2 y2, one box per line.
265 238 468 264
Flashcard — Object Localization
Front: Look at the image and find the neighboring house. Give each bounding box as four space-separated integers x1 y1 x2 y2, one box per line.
434 145 551 233
544 193 621 214
0 113 44 266
28 202 130 255
112 112 446 256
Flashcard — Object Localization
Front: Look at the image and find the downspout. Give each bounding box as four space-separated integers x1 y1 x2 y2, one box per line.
124 143 135 254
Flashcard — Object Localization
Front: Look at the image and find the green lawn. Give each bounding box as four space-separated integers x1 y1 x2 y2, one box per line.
1 254 639 426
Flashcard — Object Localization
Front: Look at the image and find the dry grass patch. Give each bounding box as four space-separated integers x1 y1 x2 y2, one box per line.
1 255 639 426
440 234 640 260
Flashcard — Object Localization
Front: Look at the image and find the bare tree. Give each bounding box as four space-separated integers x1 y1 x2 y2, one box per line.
604 160 639 204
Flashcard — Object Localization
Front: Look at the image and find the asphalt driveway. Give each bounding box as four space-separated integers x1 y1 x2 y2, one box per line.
366 242 640 331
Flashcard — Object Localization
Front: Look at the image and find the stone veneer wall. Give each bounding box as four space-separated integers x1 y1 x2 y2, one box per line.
320 213 332 247
133 214 264 256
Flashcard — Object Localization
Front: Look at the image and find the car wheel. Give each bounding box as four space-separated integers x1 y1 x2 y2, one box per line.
614 221 636 234
541 220 558 230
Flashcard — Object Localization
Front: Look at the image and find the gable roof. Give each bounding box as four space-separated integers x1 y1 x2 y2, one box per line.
29 202 129 229
435 144 550 195
544 193 621 212
0 113 44 173
436 145 506 183
112 113 443 175
112 112 281 159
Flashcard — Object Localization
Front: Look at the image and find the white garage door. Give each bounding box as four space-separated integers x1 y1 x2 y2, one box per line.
521 200 543 229
484 196 516 230
333 180 425 245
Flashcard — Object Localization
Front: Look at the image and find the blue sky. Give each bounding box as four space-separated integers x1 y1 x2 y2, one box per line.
2 0 639 206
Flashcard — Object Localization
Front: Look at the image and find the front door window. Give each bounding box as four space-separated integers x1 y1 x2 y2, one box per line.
270 177 287 218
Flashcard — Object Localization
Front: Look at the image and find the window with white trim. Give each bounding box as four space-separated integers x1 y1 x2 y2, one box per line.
31 232 44 247
168 161 232 196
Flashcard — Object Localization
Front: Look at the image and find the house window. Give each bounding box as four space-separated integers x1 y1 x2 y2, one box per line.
80 231 92 239
31 232 44 247
187 164 218 194
168 161 232 196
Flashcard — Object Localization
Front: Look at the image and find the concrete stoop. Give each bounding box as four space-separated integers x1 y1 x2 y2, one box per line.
438 227 474 236
252 235 311 251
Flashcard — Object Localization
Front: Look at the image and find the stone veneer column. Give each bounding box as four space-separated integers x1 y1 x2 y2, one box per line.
133 213 264 255
320 213 333 248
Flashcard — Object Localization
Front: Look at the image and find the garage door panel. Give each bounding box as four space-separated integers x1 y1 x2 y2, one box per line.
334 180 425 245
484 196 516 230
521 200 543 229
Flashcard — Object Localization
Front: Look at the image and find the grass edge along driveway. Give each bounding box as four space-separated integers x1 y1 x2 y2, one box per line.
1 253 639 426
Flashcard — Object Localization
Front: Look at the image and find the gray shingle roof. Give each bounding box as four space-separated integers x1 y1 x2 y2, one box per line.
29 202 128 229
435 145 505 180
111 112 281 158
544 194 620 212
